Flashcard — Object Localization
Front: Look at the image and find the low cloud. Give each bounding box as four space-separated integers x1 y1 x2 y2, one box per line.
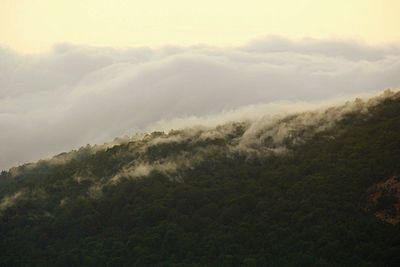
1 36 400 170
111 161 178 183
0 191 24 214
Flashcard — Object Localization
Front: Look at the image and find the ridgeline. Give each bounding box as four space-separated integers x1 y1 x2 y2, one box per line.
1 91 399 266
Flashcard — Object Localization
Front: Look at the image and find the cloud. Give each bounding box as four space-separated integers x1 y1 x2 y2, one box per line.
244 35 400 61
1 36 400 170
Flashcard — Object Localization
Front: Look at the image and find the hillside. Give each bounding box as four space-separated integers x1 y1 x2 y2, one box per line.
0 90 400 267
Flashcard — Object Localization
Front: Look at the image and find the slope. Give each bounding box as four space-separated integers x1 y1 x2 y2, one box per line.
0 91 399 266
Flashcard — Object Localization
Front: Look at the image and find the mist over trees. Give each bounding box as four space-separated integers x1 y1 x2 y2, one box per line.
0 92 399 266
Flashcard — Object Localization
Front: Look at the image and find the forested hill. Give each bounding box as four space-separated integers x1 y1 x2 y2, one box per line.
0 90 400 267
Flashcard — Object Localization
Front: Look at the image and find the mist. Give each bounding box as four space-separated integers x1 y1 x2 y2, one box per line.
1 36 400 170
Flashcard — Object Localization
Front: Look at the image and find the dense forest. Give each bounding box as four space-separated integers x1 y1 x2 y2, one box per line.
0 91 399 267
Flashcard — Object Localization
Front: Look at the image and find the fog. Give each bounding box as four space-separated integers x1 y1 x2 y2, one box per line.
1 36 400 170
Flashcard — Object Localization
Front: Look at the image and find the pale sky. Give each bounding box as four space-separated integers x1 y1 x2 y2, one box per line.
1 0 399 53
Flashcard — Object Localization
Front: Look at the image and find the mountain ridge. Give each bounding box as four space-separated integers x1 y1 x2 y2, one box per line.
0 90 399 266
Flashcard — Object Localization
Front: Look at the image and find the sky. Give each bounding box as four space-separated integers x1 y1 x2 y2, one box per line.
0 1 400 170
1 0 400 53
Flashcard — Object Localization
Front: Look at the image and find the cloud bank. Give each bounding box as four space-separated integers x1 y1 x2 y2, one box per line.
1 36 400 170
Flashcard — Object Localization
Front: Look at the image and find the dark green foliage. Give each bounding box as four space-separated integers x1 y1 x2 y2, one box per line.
0 97 399 266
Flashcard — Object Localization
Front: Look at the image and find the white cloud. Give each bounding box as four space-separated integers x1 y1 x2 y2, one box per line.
1 36 400 170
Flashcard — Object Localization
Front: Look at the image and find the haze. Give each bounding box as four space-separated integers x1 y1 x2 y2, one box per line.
0 1 399 170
